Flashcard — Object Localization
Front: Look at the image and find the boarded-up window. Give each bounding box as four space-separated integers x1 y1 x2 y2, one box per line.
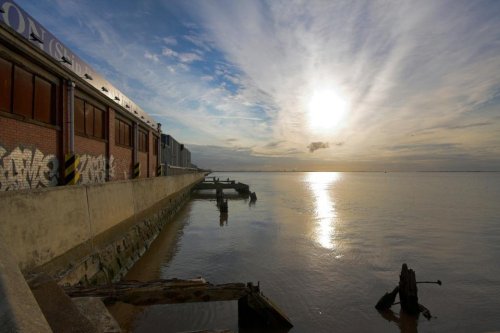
76 96 105 139
85 102 94 136
2 60 55 124
75 97 85 134
13 66 33 118
114 118 120 144
115 118 131 147
138 130 147 152
153 137 158 156
94 107 104 139
34 76 52 123
0 57 12 112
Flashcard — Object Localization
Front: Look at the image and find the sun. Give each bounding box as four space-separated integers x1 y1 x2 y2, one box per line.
308 90 349 133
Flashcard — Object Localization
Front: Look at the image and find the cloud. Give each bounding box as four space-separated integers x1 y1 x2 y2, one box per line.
308 142 330 153
144 51 159 62
162 47 202 63
163 36 177 45
178 52 202 63
162 47 178 57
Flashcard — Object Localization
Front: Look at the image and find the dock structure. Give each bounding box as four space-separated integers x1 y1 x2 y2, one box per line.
65 278 293 330
194 177 251 194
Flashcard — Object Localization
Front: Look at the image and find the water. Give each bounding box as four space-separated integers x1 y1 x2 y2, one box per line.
117 172 500 332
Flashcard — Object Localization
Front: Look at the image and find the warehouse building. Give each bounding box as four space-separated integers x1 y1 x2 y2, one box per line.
0 0 163 191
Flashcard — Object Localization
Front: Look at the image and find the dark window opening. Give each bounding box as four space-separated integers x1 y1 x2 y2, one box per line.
34 76 52 123
0 57 55 125
0 57 12 113
13 66 33 118
115 118 131 147
138 130 148 152
153 137 158 156
75 96 105 139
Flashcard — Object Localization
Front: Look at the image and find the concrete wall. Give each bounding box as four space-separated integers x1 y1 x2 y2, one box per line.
0 173 204 274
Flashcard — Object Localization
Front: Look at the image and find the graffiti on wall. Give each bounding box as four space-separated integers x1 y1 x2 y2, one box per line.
78 154 115 184
0 145 59 191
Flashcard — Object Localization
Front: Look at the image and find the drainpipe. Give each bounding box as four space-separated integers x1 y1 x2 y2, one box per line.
67 80 75 153
157 123 162 176
65 80 79 185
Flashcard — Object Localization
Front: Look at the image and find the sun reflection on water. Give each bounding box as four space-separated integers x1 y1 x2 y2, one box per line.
306 172 341 250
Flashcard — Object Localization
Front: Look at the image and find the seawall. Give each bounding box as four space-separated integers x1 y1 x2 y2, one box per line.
0 173 204 284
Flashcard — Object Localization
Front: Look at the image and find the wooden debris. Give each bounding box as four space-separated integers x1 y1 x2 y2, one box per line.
64 278 247 306
375 286 399 311
64 278 293 329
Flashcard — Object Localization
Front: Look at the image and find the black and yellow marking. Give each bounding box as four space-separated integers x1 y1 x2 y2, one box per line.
133 162 141 178
65 153 80 185
157 165 162 176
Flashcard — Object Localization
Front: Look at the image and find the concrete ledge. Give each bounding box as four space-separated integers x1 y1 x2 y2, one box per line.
0 185 91 272
0 173 204 274
0 237 52 333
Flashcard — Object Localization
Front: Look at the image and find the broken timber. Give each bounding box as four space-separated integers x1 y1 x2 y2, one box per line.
64 278 293 329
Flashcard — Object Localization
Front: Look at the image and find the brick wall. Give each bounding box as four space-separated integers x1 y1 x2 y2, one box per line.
0 116 60 191
113 145 133 180
74 135 108 184
138 151 148 178
108 109 133 181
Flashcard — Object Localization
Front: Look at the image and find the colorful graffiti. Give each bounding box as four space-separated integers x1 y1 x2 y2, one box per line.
0 145 59 191
78 154 115 184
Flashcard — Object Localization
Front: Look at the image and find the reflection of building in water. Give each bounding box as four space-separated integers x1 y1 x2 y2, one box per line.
306 172 340 250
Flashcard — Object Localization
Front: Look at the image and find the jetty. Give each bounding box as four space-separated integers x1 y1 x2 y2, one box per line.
65 278 293 330
194 177 251 194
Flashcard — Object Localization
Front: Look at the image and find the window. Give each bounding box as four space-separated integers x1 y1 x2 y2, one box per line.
75 98 85 133
138 130 148 152
34 77 53 123
0 57 55 125
13 66 33 118
115 118 131 147
0 57 12 112
75 97 105 138
94 107 104 138
153 137 158 156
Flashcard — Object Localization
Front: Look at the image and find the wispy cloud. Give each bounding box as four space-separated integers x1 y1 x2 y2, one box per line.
19 0 500 170
163 36 177 45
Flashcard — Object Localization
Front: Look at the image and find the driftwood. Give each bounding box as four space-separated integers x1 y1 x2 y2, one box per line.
64 279 293 329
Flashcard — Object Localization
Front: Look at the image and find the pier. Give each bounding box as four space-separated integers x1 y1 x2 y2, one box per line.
194 177 251 194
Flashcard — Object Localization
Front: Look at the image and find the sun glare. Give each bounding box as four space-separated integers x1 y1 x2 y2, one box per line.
308 90 349 132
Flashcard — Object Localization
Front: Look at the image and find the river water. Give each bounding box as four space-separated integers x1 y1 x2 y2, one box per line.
112 172 500 333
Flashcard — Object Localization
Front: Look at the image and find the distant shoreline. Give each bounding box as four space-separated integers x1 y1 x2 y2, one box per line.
209 170 500 173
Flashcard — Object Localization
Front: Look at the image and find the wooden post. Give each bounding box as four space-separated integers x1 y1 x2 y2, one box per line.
399 264 419 315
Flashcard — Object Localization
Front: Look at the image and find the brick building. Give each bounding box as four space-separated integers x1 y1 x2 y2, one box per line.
0 0 161 191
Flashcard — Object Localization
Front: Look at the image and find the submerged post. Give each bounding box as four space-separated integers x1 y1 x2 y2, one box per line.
399 264 419 315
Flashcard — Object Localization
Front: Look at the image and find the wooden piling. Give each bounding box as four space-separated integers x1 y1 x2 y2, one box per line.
399 264 420 315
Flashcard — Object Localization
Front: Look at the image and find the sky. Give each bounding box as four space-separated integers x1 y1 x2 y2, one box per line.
17 0 500 171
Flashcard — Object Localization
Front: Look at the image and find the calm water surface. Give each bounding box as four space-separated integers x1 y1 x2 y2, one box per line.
124 172 500 332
